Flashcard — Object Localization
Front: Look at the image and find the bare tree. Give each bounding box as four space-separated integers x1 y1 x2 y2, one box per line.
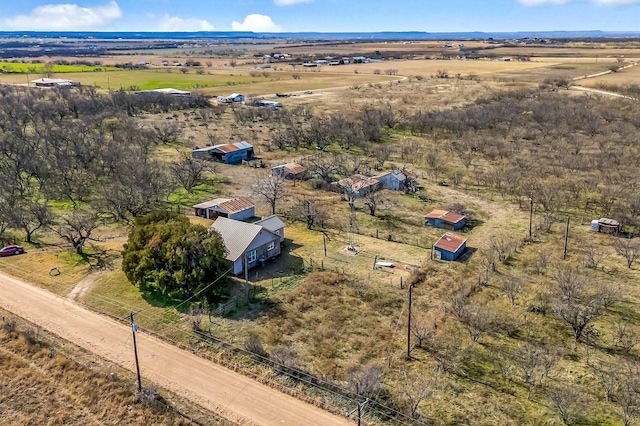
363 188 387 216
51 209 101 255
410 310 442 349
615 238 640 269
253 173 288 215
290 198 327 229
305 154 344 184
513 343 548 399
347 365 384 396
374 144 394 170
553 266 606 342
397 368 442 417
501 274 526 305
606 360 640 426
169 154 214 193
270 345 299 373
449 294 494 343
153 122 183 144
12 200 53 243
582 241 606 269
614 319 640 354
547 383 584 425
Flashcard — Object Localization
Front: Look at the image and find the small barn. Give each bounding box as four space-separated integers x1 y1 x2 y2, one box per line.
30 78 80 88
271 163 306 180
374 169 407 191
337 175 380 198
217 93 245 103
434 233 467 261
591 218 622 235
192 141 254 164
193 197 255 221
136 88 191 96
425 210 466 231
255 99 282 110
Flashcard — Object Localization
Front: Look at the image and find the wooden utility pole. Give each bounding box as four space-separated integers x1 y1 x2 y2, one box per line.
563 216 570 260
529 192 534 241
323 234 327 257
346 398 370 426
407 284 413 359
130 311 142 392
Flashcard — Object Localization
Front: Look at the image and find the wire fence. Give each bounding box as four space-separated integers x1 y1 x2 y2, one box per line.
0 253 428 425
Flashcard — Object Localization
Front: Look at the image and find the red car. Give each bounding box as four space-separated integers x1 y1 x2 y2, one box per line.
0 245 24 257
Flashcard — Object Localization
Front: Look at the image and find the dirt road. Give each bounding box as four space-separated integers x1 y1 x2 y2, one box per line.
0 270 350 426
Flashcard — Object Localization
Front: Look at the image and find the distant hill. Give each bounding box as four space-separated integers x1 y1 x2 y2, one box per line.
1 30 640 41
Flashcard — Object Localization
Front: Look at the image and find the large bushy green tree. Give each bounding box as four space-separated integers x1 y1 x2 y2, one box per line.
122 211 229 301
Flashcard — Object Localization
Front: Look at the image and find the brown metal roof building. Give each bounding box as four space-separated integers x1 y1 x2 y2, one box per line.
434 233 467 261
425 210 466 231
193 197 255 221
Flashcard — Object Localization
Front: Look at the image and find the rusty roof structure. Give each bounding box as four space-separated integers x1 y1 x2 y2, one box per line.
434 232 467 253
278 163 306 175
426 209 466 224
337 174 379 191
193 197 254 214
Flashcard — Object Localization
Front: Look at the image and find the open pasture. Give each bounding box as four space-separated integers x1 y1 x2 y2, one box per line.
480 45 640 58
489 61 615 83
580 62 640 86
0 67 397 95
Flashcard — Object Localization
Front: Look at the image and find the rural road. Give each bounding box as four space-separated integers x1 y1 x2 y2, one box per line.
0 270 351 426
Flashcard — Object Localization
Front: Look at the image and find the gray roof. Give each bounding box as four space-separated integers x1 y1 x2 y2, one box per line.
375 170 407 181
192 146 216 153
255 215 285 233
210 217 263 262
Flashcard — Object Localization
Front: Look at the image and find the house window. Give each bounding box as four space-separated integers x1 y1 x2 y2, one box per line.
247 250 257 263
267 241 275 251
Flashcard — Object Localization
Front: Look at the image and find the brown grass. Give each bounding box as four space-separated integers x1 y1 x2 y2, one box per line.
0 312 225 425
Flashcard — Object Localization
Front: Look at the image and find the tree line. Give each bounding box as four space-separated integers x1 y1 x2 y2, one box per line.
0 86 212 251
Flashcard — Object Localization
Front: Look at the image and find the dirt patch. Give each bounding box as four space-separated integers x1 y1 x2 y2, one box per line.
66 271 103 302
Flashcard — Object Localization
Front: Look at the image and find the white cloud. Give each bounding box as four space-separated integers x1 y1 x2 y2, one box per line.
0 1 122 31
274 0 313 5
157 15 214 32
231 14 283 32
521 0 640 5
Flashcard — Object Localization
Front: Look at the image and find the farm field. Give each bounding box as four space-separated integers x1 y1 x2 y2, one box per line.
0 61 118 73
0 67 397 95
581 62 640 86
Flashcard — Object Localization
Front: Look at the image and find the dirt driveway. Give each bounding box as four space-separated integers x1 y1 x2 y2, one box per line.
0 270 350 426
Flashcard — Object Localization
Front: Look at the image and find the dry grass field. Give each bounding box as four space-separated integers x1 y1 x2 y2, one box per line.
0 311 223 426
582 62 640 86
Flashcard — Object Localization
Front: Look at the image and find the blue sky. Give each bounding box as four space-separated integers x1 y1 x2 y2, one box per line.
0 0 639 32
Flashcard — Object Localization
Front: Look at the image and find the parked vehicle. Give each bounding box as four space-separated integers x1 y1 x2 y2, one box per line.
0 245 24 257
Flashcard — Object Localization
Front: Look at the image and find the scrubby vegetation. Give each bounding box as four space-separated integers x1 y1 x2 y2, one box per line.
0 316 198 425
